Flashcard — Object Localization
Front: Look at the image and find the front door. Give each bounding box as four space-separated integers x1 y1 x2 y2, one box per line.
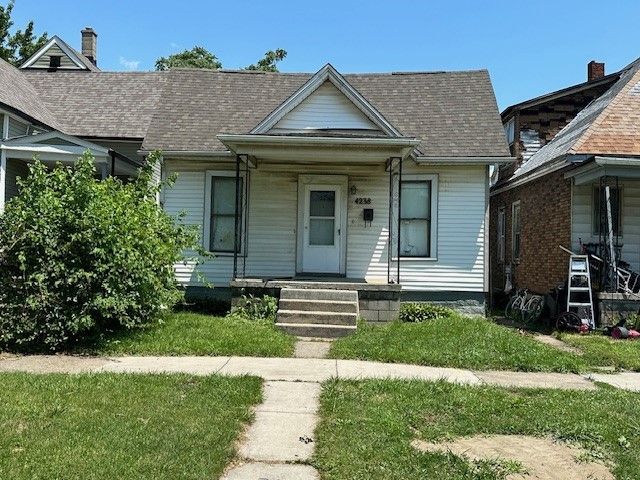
301 185 343 273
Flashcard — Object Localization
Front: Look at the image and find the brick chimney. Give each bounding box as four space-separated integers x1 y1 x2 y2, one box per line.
587 60 605 81
81 27 97 66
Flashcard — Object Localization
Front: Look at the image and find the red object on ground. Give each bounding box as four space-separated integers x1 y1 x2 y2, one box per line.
628 329 640 339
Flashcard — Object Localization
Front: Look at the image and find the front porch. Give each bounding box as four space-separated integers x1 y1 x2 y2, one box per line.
231 277 402 324
567 156 640 324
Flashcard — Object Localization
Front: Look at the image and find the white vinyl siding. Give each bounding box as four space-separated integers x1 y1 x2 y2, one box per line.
572 181 640 272
270 81 380 133
164 160 487 292
27 43 84 70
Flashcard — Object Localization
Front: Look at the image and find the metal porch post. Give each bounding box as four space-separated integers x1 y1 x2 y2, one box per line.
233 154 240 280
388 158 392 284
242 154 249 278
397 156 402 284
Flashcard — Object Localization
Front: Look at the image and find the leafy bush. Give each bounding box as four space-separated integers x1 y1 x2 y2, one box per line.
399 302 454 322
0 151 199 351
230 295 278 322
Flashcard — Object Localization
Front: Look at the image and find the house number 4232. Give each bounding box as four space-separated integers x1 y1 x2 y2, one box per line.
355 197 371 205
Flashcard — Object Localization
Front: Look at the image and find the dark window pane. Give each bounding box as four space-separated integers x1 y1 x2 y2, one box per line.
310 191 335 217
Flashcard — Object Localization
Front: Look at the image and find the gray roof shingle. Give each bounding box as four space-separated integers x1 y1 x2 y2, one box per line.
22 70 166 139
0 58 60 129
11 64 508 157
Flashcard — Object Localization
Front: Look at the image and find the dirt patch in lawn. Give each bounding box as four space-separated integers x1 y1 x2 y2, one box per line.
412 434 613 480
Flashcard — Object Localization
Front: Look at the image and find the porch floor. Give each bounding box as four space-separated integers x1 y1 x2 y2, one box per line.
230 277 401 292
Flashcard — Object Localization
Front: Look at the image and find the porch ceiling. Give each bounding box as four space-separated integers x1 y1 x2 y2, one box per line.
217 134 419 163
566 156 640 185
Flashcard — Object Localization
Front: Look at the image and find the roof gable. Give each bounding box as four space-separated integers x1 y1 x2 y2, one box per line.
269 80 381 134
20 36 98 71
252 64 401 136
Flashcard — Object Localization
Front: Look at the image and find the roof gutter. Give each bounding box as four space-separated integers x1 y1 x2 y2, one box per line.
217 134 420 148
416 156 515 165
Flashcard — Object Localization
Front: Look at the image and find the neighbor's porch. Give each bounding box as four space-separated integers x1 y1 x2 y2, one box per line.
567 156 640 323
0 131 142 208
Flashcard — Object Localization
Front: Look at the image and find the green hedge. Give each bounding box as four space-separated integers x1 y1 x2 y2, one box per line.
398 302 454 322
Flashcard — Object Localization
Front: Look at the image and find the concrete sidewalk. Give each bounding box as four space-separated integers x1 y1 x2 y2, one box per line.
2 354 640 391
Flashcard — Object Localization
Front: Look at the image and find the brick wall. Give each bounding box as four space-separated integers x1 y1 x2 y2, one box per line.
490 169 572 299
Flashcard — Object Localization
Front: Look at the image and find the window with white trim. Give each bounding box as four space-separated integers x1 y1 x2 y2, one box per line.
497 206 506 263
511 201 521 261
399 175 438 258
204 171 246 253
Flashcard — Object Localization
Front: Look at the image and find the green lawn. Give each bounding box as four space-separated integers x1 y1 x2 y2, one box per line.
329 317 587 372
559 333 640 371
82 312 295 357
314 379 640 480
0 373 262 480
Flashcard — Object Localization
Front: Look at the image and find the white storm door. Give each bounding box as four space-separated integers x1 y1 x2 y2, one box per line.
302 186 342 273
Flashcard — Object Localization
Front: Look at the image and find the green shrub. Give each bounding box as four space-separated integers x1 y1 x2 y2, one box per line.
0 151 200 351
230 295 278 322
399 302 454 322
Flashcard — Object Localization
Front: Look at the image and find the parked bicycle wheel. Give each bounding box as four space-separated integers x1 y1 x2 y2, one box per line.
505 295 523 321
523 296 544 325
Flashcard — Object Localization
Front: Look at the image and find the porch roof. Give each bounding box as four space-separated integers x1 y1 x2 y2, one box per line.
1 131 110 162
217 133 420 163
565 156 640 185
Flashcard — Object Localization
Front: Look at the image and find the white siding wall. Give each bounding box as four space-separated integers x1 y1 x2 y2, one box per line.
164 159 487 292
572 180 640 271
29 44 82 69
270 81 380 133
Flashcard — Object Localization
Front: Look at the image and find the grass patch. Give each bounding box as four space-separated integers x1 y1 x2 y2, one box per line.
314 379 640 480
80 312 295 357
0 373 262 479
329 316 586 372
559 333 640 371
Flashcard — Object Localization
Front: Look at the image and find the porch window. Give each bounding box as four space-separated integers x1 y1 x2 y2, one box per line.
497 206 506 263
593 186 622 236
204 171 245 253
512 201 521 261
400 180 432 257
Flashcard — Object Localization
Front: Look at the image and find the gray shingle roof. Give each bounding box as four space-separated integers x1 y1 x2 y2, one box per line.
143 68 509 156
9 64 508 157
23 70 166 139
0 58 60 129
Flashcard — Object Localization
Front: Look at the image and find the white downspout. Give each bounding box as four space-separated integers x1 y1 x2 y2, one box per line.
0 115 9 213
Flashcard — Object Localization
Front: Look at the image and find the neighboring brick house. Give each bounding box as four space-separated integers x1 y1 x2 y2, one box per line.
490 58 640 306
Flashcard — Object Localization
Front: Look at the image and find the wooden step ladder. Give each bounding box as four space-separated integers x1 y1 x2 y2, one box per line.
566 255 595 329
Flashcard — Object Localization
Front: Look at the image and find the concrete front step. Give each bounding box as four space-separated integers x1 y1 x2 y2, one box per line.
280 288 358 302
276 322 357 338
278 298 358 314
277 310 357 326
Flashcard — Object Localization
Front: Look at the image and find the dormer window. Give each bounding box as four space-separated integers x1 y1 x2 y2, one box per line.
49 55 61 69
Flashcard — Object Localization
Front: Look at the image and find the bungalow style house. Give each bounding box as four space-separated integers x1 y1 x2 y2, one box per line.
490 57 640 322
1 29 511 334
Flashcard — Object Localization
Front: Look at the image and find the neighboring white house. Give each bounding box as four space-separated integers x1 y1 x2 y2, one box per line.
0 29 511 318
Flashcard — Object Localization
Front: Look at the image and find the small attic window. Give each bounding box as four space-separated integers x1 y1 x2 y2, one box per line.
49 55 61 69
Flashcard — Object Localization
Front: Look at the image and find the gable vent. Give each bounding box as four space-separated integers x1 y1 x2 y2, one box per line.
48 55 61 70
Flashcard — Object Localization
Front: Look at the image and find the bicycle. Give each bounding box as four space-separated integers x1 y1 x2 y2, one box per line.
505 289 544 325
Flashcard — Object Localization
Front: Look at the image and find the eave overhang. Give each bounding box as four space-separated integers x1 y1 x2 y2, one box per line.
217 134 419 163
416 156 515 165
565 156 640 185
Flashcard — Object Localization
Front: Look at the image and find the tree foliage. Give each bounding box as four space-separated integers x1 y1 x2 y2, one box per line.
245 49 287 72
155 46 222 71
0 0 48 66
155 46 287 72
0 151 200 351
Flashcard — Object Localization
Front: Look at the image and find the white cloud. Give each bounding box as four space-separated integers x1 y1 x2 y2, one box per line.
170 42 180 51
119 56 140 71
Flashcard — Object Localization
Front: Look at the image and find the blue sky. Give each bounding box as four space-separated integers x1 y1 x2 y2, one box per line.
10 0 640 110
